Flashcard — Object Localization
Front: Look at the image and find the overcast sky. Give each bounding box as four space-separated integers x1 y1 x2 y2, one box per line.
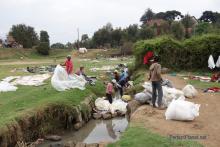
0 0 219 43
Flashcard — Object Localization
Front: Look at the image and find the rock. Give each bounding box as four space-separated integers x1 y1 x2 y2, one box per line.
45 135 62 141
102 113 112 120
75 142 86 147
93 113 102 119
126 100 142 117
74 122 83 130
111 113 117 118
86 143 99 147
64 141 76 147
116 111 124 116
49 143 64 147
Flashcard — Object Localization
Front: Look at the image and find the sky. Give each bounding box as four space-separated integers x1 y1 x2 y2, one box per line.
0 0 219 44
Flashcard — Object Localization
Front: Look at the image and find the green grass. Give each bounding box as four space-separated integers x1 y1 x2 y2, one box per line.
109 126 203 147
0 55 133 128
188 80 220 89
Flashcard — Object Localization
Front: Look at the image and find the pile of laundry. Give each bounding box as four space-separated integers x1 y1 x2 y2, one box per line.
204 87 220 93
51 65 87 91
26 65 56 74
0 74 51 92
208 55 220 69
93 97 128 119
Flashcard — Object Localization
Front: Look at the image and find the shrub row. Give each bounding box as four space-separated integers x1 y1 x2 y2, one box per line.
134 34 220 70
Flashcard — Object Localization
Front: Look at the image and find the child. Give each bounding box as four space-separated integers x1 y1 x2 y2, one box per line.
63 55 73 75
106 81 113 104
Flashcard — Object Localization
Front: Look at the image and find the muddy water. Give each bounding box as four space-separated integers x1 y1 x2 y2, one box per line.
38 117 128 147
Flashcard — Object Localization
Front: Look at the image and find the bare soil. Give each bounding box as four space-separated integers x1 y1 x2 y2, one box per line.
130 74 220 147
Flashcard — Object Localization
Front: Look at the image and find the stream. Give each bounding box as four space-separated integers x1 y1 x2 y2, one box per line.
38 117 128 147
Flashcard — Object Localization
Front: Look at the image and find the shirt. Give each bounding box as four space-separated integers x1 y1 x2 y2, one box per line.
65 60 73 74
106 83 113 94
149 62 162 81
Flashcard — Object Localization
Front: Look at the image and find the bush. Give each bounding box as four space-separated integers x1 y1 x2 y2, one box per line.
134 34 220 70
121 42 133 55
171 21 185 40
36 42 50 55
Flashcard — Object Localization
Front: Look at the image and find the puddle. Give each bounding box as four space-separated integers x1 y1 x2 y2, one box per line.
38 117 128 146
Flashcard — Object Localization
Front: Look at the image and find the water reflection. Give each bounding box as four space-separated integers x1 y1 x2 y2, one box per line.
38 117 128 147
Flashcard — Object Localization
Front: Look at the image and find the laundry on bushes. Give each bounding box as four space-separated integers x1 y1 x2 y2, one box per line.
208 55 216 69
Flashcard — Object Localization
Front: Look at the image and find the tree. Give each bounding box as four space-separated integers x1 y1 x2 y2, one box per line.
171 21 185 40
199 11 220 23
123 24 139 42
140 8 155 23
195 22 211 35
139 26 156 40
51 43 65 49
40 31 50 44
37 30 50 55
81 34 89 42
181 14 196 38
164 10 183 21
9 24 39 48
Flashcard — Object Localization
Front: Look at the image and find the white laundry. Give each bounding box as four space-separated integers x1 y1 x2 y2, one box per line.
11 74 51 86
216 55 220 68
0 81 17 92
182 84 198 98
95 97 127 114
90 65 116 72
165 98 200 121
208 55 215 69
79 48 88 54
51 65 86 91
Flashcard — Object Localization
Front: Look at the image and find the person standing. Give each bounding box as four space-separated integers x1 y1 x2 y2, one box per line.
64 55 73 75
106 81 113 104
149 56 164 109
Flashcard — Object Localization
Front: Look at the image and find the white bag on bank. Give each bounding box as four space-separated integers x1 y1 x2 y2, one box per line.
165 98 200 121
51 65 86 91
182 85 198 98
208 55 215 69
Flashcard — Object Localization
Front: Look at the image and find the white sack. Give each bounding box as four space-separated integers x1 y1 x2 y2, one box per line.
208 55 215 69
165 99 200 121
134 92 152 104
216 55 220 68
51 65 86 91
0 81 17 92
95 97 111 111
11 74 51 86
79 48 87 54
182 84 198 98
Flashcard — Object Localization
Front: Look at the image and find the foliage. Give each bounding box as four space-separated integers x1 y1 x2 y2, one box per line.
199 11 220 23
121 42 133 55
171 21 185 40
51 42 65 49
36 42 50 55
134 34 220 70
140 8 155 22
139 26 156 40
40 31 50 44
9 24 39 48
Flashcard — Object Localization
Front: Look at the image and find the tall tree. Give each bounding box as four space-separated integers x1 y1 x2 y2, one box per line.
9 24 39 48
81 34 89 42
37 30 50 55
199 11 220 23
140 8 155 23
171 21 185 40
40 31 50 44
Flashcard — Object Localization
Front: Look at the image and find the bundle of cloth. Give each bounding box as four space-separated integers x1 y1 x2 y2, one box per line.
95 97 128 114
51 65 87 91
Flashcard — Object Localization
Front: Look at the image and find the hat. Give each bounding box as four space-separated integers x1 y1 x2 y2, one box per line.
67 55 71 58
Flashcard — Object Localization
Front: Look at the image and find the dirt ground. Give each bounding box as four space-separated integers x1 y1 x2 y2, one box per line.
131 74 220 147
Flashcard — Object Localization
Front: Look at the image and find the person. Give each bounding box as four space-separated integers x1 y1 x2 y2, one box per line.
106 81 113 104
112 79 122 99
76 66 86 77
63 55 73 75
113 70 120 82
149 55 164 109
118 68 128 96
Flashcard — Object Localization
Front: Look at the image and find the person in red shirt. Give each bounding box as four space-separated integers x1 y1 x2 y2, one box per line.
63 55 73 75
106 81 114 104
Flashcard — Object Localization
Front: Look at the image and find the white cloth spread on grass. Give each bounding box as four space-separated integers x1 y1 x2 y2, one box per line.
208 55 215 69
11 74 51 86
0 74 50 92
51 65 86 91
90 66 116 72
0 81 17 92
165 98 200 121
216 55 220 68
95 97 127 114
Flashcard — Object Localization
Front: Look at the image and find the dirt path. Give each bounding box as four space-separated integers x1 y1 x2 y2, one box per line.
131 75 220 147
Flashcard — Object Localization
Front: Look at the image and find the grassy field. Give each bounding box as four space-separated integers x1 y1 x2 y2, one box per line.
0 49 133 128
108 126 202 147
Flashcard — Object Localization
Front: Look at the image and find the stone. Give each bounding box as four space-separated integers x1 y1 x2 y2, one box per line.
126 100 141 117
45 135 62 141
102 113 112 120
116 111 124 116
74 122 83 130
64 141 76 147
85 143 99 147
111 113 117 118
75 142 86 147
93 113 102 119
